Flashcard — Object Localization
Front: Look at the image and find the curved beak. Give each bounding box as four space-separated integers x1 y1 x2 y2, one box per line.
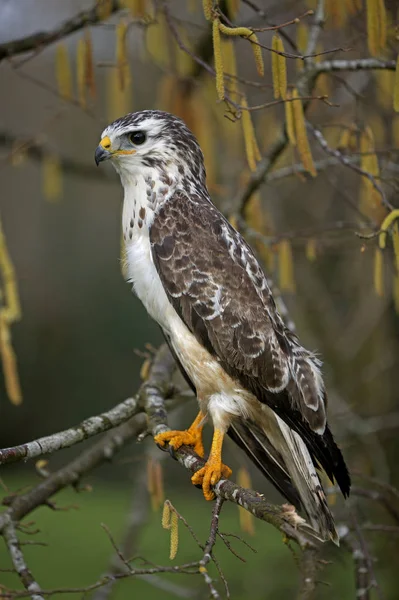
95 145 111 166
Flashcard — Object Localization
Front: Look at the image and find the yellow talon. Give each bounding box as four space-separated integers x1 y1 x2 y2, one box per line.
154 411 205 457
191 428 232 501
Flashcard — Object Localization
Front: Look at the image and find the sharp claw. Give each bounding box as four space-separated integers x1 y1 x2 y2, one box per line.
156 442 168 452
168 445 178 460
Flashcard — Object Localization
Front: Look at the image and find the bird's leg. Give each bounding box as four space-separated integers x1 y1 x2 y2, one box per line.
154 411 205 457
191 428 232 501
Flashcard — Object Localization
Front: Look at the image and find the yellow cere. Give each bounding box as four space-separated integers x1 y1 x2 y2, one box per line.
99 136 112 150
99 136 136 156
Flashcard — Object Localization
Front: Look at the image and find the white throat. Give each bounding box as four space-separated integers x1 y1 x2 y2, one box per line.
119 166 177 242
116 164 178 330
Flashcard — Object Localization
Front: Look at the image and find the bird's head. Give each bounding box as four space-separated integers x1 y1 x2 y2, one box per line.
95 110 206 190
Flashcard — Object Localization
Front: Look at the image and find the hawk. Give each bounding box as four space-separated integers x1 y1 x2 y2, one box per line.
95 110 350 543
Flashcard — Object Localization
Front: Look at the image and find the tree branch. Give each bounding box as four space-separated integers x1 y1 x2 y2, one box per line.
314 58 396 74
0 1 122 63
2 515 44 600
0 396 140 465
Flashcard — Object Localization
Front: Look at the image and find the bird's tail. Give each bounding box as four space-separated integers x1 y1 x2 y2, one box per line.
228 409 339 544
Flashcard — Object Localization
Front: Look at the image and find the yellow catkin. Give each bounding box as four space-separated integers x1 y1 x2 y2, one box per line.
147 458 160 511
296 22 308 53
107 65 132 122
368 113 386 146
271 35 287 100
237 468 255 535
394 55 399 112
0 220 21 323
327 0 348 28
338 127 351 150
55 44 72 101
213 19 224 100
291 88 316 177
229 214 239 230
202 0 213 20
0 317 22 405
221 39 238 100
174 27 193 77
116 19 128 91
85 29 96 99
169 511 179 560
296 22 308 71
153 460 164 511
146 13 170 68
378 210 399 249
392 222 399 272
97 0 113 20
147 458 164 511
226 0 240 19
162 501 171 529
359 127 383 221
306 239 317 262
42 154 62 202
285 92 296 146
241 97 260 171
345 0 360 14
76 39 86 109
140 357 151 380
217 23 264 76
190 92 217 190
122 0 147 16
393 272 399 314
157 74 176 112
393 115 399 148
366 0 387 56
374 247 384 297
278 239 296 293
375 70 395 110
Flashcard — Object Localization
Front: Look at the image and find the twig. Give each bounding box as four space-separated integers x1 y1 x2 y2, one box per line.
304 0 325 68
0 396 140 465
154 443 320 549
0 132 113 183
2 515 44 600
308 123 393 211
0 1 122 63
198 497 224 599
314 58 396 74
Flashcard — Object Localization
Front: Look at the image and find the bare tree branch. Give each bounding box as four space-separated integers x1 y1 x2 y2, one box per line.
0 1 122 63
2 515 44 600
0 396 140 465
314 58 396 74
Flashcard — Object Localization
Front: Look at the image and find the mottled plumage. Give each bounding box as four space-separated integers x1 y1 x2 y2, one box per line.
95 110 350 543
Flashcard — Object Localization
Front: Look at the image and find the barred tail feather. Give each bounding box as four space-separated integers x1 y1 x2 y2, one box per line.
230 409 339 544
275 415 339 544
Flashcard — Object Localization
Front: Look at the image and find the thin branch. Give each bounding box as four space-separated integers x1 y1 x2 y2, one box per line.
304 0 325 68
0 1 122 63
2 515 44 600
307 123 393 212
314 58 396 74
198 497 224 599
0 346 177 532
0 396 140 465
0 132 113 183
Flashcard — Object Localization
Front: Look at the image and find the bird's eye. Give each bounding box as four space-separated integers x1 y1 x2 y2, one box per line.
129 131 146 146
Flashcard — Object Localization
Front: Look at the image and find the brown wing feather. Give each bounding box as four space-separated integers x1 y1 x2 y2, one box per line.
150 192 350 497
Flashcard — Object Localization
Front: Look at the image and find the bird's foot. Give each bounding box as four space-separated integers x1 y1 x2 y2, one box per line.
154 429 204 458
191 459 232 501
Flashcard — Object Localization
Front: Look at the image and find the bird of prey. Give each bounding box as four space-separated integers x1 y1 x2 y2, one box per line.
95 110 350 543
